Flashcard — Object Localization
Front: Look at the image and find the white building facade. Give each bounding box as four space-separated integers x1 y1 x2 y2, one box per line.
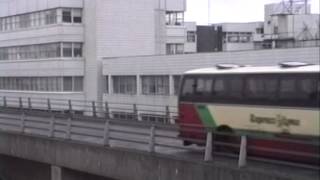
0 0 193 105
216 22 264 51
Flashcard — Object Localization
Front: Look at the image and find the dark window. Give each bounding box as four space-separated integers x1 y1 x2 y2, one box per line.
187 31 196 42
113 76 137 94
181 77 195 96
63 43 72 57
73 43 82 57
279 74 318 107
73 17 82 23
62 10 72 23
245 75 278 104
73 9 82 23
63 77 72 91
112 111 135 120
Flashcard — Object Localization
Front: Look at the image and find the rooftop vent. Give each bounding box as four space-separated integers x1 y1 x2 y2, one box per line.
215 64 243 70
279 61 313 68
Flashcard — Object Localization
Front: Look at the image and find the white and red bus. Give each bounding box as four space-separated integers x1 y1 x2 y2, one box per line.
178 62 319 164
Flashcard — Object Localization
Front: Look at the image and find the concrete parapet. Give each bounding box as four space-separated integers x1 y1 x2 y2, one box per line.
0 131 318 180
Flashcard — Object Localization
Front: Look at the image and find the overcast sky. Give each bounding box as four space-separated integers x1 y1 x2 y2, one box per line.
185 0 320 24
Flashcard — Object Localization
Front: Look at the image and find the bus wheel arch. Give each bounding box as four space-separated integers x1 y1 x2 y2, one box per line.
216 125 233 133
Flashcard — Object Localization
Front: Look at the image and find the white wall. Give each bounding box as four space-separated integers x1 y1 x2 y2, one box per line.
95 0 157 58
0 59 84 77
223 43 255 51
165 0 186 11
166 26 186 43
0 25 84 47
220 22 263 33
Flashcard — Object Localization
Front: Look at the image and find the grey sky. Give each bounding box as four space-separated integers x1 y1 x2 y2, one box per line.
185 0 320 24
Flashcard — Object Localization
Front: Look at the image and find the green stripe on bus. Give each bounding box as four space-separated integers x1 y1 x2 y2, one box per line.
196 105 217 128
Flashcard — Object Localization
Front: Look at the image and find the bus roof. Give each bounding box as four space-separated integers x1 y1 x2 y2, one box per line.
184 64 320 75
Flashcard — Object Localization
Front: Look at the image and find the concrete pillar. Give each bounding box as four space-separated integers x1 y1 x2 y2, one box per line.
108 75 113 94
169 75 174 95
137 75 141 95
51 166 62 180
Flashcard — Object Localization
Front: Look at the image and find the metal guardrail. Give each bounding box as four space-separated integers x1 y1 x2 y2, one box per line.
0 96 178 124
0 96 319 171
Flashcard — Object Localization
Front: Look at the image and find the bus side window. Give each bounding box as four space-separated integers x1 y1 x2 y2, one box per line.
245 76 277 103
195 78 213 95
299 78 316 99
279 77 296 101
228 77 243 99
297 75 319 107
182 78 195 96
212 78 226 97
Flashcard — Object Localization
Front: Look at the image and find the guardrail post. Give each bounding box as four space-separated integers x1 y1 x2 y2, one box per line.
238 135 247 168
27 97 32 110
149 125 156 153
103 120 110 146
48 114 55 138
66 116 72 140
19 97 23 109
20 111 25 133
47 99 52 112
133 104 138 121
92 101 97 117
68 100 73 114
165 106 170 124
104 102 110 119
3 97 7 107
204 131 213 161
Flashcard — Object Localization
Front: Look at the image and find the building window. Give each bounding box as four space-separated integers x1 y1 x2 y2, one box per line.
45 10 57 25
62 9 72 23
166 12 184 26
0 76 83 92
73 9 82 23
113 76 137 95
73 43 83 57
62 43 72 57
141 114 167 123
227 32 252 43
256 27 264 34
73 77 83 91
63 77 73 91
0 42 82 61
173 75 182 95
166 44 184 55
187 31 196 42
0 8 83 32
19 14 31 28
141 76 169 95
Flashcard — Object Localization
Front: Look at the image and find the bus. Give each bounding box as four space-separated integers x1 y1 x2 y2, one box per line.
177 62 320 164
